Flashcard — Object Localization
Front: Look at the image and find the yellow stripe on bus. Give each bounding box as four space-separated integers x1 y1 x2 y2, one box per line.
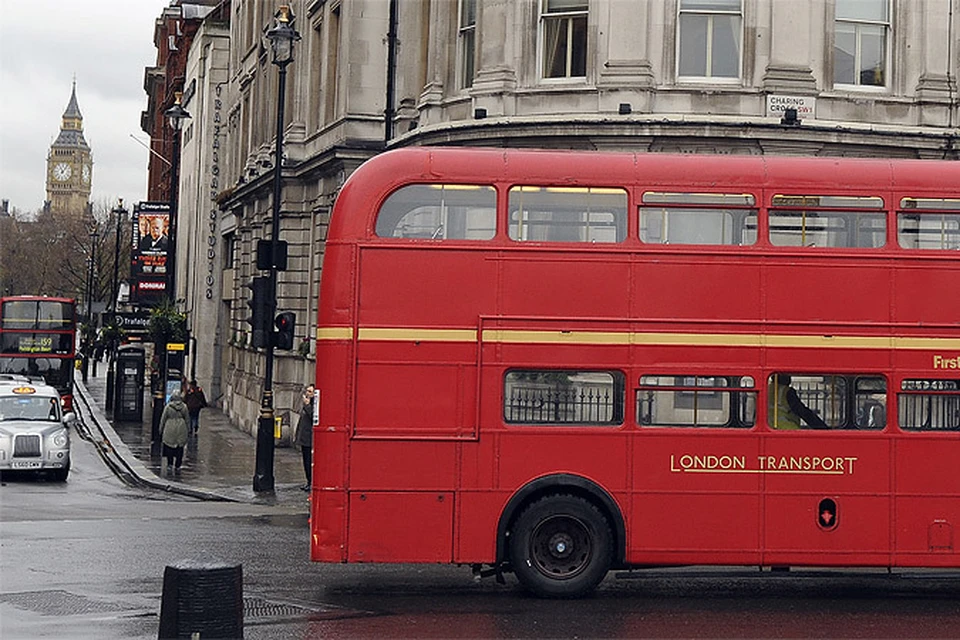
316 326 960 350
317 327 354 340
359 328 478 342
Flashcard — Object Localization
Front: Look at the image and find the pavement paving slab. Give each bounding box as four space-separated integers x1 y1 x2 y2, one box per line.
77 361 306 505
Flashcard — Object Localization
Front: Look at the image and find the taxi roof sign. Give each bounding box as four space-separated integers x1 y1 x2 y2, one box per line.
12 386 36 394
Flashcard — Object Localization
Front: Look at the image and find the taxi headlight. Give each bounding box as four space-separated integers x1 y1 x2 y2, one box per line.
52 432 68 447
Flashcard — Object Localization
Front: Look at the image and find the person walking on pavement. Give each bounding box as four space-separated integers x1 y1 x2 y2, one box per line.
184 379 207 434
159 390 190 476
295 384 315 491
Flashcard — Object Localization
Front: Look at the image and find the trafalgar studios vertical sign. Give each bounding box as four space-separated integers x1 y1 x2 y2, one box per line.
131 201 170 305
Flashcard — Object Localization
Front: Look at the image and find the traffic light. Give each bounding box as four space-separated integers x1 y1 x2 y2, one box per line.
273 311 296 350
245 276 271 348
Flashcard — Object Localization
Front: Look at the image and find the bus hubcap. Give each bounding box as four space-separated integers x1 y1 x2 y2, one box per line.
549 533 574 558
531 515 592 578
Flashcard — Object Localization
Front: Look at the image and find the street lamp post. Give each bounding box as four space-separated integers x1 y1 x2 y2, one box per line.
151 93 191 445
164 92 190 303
106 199 126 412
85 230 99 322
83 230 99 384
254 5 300 493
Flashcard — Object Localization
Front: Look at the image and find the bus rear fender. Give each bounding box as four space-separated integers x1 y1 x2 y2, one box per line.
497 473 626 569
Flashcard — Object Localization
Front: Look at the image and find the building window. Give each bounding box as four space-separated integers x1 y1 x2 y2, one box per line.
458 0 477 89
222 232 236 270
833 0 889 88
677 0 742 80
325 3 341 122
540 0 587 79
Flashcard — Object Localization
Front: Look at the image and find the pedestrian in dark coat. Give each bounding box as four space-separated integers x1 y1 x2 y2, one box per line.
295 384 315 491
184 379 207 434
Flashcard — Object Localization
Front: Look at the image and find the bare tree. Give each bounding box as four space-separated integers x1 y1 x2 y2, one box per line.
0 200 130 309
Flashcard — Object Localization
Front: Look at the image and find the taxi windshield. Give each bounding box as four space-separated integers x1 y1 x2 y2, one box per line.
0 395 61 422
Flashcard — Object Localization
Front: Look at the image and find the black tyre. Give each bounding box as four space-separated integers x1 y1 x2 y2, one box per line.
51 465 69 482
509 494 613 598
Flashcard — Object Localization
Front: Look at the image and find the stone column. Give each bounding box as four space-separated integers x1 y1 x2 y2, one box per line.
760 0 819 94
470 0 518 117
912 1 954 126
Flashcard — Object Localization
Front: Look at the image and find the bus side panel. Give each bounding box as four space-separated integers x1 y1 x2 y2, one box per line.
893 264 960 326
762 436 891 566
633 260 761 322
455 490 506 563
346 442 457 562
894 437 960 566
311 487 347 562
765 263 892 324
347 491 454 562
354 341 477 438
497 432 630 496
500 255 631 319
357 247 497 327
349 440 457 490
629 433 762 565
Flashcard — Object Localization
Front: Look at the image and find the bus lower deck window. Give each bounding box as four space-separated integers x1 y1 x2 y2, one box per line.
767 373 886 430
504 370 624 425
637 375 756 428
899 379 960 431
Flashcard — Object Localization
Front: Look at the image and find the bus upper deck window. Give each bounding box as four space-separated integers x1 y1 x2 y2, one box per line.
897 199 960 250
639 192 757 246
769 195 886 249
375 184 496 240
508 186 628 243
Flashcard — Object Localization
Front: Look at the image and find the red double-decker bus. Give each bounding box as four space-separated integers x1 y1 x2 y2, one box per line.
310 148 960 597
0 296 77 411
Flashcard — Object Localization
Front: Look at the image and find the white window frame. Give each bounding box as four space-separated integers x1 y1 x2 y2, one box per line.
538 0 589 82
457 0 477 90
676 0 743 84
832 0 891 91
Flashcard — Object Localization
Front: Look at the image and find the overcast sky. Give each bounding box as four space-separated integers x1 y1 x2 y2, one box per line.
0 0 171 214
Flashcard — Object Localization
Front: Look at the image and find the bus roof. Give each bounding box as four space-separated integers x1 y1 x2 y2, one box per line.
331 148 959 241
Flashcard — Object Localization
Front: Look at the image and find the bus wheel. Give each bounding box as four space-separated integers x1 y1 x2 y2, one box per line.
509 494 612 598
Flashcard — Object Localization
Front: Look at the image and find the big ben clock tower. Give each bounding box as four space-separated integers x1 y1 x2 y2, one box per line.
45 81 93 215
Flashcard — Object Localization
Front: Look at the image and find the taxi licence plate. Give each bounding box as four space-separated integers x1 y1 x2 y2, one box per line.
11 461 42 469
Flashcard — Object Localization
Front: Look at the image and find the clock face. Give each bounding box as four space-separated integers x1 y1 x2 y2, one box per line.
82 164 90 184
53 163 72 181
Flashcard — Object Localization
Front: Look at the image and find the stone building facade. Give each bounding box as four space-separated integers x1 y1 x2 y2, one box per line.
157 0 959 434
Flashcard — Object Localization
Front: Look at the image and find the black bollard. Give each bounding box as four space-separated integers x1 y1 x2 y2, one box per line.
151 389 164 442
105 360 115 412
158 563 243 639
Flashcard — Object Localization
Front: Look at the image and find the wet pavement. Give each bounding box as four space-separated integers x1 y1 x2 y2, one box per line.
77 362 306 505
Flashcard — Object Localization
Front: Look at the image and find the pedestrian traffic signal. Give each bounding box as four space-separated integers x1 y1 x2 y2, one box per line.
245 276 272 348
273 311 296 350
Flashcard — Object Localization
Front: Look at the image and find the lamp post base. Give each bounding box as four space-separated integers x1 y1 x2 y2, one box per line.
151 390 164 442
105 359 115 413
253 411 276 492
